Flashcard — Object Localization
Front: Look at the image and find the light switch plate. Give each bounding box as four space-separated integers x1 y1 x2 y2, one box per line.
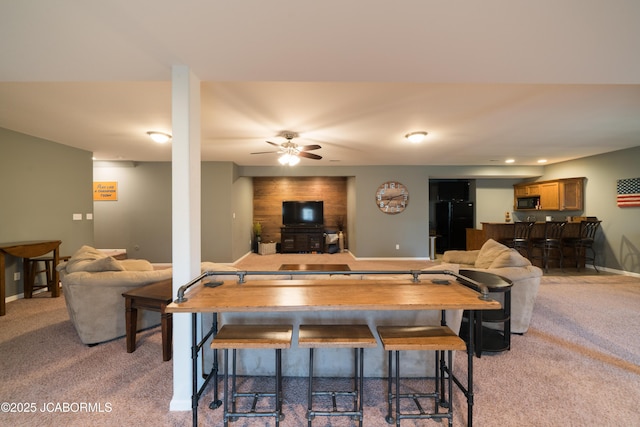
73 213 82 220
86 213 93 220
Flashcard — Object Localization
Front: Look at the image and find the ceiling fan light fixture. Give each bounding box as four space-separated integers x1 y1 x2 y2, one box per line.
279 153 300 166
405 131 428 143
147 131 172 144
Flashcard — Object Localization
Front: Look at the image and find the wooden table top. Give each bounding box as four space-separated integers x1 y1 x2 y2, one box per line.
278 263 351 271
166 278 500 314
122 278 172 302
0 240 61 258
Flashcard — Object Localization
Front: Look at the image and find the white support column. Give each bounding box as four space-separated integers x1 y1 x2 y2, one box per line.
170 65 202 411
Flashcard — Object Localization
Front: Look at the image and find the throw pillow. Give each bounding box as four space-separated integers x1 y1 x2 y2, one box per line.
68 256 125 273
474 239 510 268
66 245 108 273
489 249 532 268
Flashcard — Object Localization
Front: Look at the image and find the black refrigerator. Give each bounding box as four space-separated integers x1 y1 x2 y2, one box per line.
435 201 474 252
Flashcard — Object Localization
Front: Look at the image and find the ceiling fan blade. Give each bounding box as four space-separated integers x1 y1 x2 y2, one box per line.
298 144 322 151
250 150 279 155
298 151 322 160
266 140 281 148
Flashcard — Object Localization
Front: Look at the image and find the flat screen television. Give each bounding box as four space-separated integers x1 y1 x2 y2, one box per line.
282 201 324 226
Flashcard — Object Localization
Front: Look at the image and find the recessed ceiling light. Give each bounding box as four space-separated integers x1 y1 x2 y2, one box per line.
147 131 172 143
405 131 428 143
505 159 515 164
537 159 548 163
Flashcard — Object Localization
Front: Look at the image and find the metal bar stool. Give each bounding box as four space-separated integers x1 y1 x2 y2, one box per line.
210 324 293 427
377 325 467 427
298 324 377 427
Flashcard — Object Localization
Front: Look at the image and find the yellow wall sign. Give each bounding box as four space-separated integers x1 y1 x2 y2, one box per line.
93 182 118 201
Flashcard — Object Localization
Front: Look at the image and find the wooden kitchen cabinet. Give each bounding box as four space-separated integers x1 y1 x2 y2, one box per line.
559 178 583 210
515 184 540 197
514 177 584 211
539 182 559 210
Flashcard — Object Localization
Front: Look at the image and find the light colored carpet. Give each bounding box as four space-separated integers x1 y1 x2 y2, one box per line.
1 254 639 426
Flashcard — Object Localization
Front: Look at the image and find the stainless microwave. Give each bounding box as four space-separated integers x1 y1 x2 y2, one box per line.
516 196 539 209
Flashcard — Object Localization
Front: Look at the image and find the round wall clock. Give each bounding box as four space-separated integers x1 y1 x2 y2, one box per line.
375 181 409 214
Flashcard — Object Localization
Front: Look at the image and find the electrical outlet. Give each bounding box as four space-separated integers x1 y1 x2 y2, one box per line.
395 244 400 250
14 272 20 281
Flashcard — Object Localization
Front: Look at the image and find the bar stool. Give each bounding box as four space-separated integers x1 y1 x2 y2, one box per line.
530 220 567 272
377 325 467 427
24 255 70 298
298 324 377 427
562 219 602 272
500 221 535 258
210 324 293 427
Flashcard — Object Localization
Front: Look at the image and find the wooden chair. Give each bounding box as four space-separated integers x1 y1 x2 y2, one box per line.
530 220 567 272
298 324 377 427
377 325 467 427
563 220 602 272
211 324 293 427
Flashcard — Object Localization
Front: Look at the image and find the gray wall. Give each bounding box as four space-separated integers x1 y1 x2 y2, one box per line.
536 146 640 273
93 162 172 262
1 128 94 297
93 162 254 264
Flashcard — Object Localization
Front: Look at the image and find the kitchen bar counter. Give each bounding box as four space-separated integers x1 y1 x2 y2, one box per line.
466 222 588 268
481 222 582 243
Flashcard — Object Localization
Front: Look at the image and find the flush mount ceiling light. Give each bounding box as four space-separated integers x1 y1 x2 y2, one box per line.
405 131 428 143
146 131 172 144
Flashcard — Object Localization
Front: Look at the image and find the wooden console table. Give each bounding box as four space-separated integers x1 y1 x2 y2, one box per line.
0 240 61 316
122 279 173 361
280 226 324 253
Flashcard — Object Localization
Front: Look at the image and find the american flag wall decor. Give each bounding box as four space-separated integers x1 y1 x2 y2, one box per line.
616 177 640 207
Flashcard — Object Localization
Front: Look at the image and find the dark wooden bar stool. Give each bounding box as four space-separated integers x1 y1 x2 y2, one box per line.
24 255 70 298
377 325 467 427
211 324 293 427
500 221 535 258
298 324 377 427
531 220 567 272
562 219 602 272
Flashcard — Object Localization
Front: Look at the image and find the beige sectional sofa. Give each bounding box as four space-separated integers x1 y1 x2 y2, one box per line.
57 246 174 345
442 238 544 334
59 246 242 345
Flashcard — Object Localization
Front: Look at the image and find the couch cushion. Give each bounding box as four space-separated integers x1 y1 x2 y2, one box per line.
442 250 479 266
120 259 154 271
489 249 532 268
474 239 510 268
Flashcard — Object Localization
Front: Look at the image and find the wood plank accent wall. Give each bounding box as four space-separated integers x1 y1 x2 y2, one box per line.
253 177 347 244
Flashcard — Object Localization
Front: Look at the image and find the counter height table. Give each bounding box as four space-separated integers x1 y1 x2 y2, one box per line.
0 240 61 316
166 271 500 426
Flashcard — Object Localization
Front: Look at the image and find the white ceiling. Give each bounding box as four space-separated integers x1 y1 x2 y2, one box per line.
1 1 639 166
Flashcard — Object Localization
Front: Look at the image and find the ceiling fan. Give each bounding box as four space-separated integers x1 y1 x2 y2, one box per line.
251 131 322 165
